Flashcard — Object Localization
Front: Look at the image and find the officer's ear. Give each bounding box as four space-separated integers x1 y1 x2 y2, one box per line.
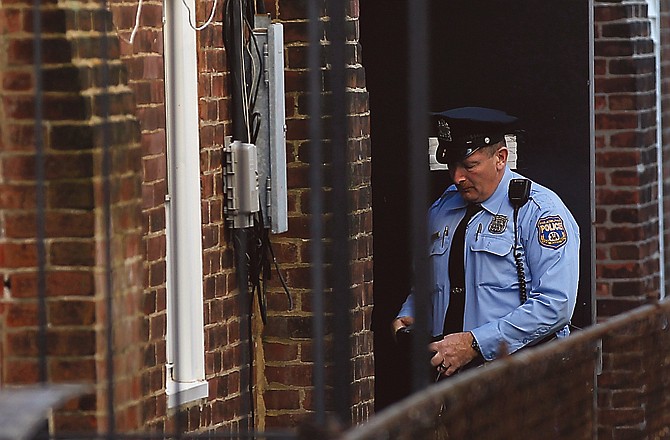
494 145 508 170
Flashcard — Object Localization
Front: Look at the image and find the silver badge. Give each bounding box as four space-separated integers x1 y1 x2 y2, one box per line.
488 214 508 234
437 119 452 141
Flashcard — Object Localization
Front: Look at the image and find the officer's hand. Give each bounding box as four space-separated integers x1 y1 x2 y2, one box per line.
391 316 414 339
428 332 478 377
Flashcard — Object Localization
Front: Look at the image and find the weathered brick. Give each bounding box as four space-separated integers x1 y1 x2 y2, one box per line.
1 242 38 268
5 301 39 327
49 241 96 267
49 358 96 382
48 300 96 326
0 183 36 209
3 358 40 383
5 212 94 238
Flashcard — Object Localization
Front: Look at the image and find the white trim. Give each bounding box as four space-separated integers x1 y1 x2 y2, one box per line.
166 364 209 408
648 0 666 299
163 0 208 407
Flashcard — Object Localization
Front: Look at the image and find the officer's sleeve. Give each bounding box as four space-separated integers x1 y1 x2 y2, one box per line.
471 197 580 360
397 293 415 319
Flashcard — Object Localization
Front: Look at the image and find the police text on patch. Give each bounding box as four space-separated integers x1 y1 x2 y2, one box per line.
536 215 568 249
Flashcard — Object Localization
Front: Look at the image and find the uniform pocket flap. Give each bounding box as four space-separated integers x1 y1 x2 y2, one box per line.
470 234 514 256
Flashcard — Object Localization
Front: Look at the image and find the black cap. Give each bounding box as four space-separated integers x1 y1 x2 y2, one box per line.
432 107 518 165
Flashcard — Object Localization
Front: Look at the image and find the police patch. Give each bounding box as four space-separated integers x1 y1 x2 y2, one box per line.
537 215 568 249
488 215 508 234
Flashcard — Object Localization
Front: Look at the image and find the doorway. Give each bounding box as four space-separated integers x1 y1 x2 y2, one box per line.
360 0 594 410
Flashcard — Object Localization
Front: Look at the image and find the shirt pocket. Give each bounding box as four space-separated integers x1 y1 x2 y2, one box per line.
429 230 450 298
469 233 517 289
429 230 449 256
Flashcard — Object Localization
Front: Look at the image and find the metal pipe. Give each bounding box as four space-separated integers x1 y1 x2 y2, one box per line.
326 0 352 424
407 0 431 392
32 0 47 386
308 0 326 425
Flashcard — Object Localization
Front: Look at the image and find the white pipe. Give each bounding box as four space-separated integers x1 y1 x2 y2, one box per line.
164 0 207 383
648 0 666 299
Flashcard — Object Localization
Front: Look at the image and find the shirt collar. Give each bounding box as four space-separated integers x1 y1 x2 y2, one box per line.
480 167 513 214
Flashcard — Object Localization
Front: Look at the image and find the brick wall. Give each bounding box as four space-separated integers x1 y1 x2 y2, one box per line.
3 0 670 436
341 299 670 440
0 0 144 433
40 0 373 434
260 0 374 428
107 0 175 430
594 1 664 316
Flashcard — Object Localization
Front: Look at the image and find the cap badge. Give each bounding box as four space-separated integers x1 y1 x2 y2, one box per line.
437 119 452 141
484 137 490 144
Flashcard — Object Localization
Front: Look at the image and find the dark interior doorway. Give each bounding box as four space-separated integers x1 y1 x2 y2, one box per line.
360 0 594 410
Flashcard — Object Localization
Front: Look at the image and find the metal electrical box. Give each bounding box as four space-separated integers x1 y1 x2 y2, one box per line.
252 15 288 234
224 139 260 229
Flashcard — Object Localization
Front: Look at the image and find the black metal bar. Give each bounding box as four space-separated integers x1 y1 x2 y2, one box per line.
46 430 298 439
32 0 47 386
407 0 431 392
98 3 117 436
307 0 326 426
325 0 351 424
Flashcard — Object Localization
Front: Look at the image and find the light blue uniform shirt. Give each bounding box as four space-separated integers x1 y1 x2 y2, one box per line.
397 167 579 361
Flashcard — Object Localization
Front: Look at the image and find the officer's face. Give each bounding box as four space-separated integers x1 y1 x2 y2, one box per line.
448 145 508 203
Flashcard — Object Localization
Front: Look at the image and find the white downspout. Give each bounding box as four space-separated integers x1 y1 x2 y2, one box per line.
163 0 208 406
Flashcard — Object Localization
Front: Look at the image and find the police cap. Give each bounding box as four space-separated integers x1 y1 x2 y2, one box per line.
432 107 518 165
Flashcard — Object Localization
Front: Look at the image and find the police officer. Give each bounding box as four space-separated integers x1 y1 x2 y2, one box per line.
392 107 580 377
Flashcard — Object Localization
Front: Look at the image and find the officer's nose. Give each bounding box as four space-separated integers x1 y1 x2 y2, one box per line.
450 165 467 184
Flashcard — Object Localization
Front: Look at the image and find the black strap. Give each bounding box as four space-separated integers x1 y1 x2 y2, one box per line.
443 203 482 335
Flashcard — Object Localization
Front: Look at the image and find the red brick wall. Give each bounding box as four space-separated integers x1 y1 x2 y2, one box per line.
261 0 374 428
594 0 664 316
108 0 265 431
4 0 670 436
0 0 375 434
107 0 374 433
341 299 670 440
0 2 144 433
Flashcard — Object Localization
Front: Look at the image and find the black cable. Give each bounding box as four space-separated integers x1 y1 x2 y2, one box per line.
267 238 293 310
225 0 294 431
226 0 253 432
243 17 263 117
513 208 528 304
255 0 266 14
250 112 262 144
244 0 255 22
